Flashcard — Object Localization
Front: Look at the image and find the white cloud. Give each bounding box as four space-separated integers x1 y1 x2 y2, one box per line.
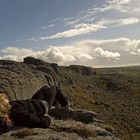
105 0 140 13
44 47 65 62
64 17 81 26
131 48 140 55
25 0 139 42
66 0 140 25
40 24 55 30
40 23 106 40
119 17 139 25
2 55 19 61
1 38 140 67
81 0 132 15
40 17 139 40
104 0 132 12
2 47 34 55
1 47 34 61
98 17 139 27
94 47 120 60
37 46 94 65
50 18 61 23
78 38 140 52
26 37 37 42
116 0 131 4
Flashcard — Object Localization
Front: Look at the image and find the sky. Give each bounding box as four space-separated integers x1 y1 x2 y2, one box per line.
0 0 140 67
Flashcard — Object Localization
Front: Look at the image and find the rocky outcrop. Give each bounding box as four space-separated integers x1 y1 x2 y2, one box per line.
0 118 119 140
0 57 96 100
0 61 47 100
106 79 128 91
69 65 94 76
24 57 47 65
0 107 119 140
0 57 121 139
100 76 129 91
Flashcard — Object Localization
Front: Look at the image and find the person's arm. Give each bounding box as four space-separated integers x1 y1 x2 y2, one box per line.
10 109 51 128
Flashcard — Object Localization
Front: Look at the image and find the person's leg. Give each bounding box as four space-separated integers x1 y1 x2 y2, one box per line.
31 85 57 109
55 86 69 107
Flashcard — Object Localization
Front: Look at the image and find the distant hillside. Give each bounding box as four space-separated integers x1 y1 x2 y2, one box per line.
0 57 140 140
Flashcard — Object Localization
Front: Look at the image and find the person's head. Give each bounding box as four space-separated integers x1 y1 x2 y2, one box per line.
0 93 11 118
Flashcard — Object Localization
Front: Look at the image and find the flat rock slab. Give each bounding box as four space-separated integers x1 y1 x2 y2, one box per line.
0 119 120 140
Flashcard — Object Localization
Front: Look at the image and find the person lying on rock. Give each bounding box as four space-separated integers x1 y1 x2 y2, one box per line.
0 85 70 131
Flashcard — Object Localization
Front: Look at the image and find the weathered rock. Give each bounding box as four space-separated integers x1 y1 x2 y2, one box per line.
0 119 120 140
100 77 129 91
51 63 60 74
0 60 18 66
67 78 76 87
24 57 47 65
135 126 140 132
0 57 121 139
106 80 128 91
69 65 94 76
0 62 48 100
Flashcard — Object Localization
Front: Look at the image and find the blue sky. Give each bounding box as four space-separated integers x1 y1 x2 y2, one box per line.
0 0 140 67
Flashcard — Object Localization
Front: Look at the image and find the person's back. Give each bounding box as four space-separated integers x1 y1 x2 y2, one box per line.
0 93 51 130
10 99 51 128
0 85 70 131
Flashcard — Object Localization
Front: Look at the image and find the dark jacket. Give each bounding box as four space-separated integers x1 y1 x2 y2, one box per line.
9 99 51 128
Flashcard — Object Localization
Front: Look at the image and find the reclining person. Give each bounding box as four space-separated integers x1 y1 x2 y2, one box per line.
0 85 70 130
